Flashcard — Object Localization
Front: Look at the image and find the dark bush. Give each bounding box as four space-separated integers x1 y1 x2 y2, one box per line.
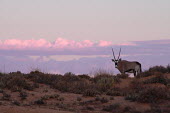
83 88 100 97
137 87 168 103
96 76 115 92
100 97 109 103
69 80 92 94
103 103 120 112
125 93 138 102
140 65 170 77
77 97 82 101
34 99 46 105
20 91 28 100
2 92 11 101
78 74 91 80
116 74 129 79
143 75 169 85
106 89 122 96
12 100 20 106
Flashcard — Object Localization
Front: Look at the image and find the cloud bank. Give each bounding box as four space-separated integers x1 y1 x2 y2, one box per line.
0 38 113 50
0 39 170 74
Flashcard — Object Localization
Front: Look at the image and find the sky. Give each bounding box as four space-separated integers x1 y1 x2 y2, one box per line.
0 0 170 74
0 0 170 42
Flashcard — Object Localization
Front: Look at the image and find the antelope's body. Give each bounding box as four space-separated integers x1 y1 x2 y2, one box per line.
111 48 142 77
116 60 142 76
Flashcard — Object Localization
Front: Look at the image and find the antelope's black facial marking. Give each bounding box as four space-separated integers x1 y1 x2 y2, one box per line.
112 59 119 68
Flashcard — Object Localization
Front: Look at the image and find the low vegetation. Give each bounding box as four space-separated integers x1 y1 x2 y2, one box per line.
0 65 169 113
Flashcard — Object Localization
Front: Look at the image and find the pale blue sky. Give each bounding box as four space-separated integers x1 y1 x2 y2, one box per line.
0 0 170 43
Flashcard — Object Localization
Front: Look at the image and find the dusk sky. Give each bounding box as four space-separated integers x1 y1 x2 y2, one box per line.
0 0 170 74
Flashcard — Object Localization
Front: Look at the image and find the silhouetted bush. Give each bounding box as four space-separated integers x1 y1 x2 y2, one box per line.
126 86 169 103
12 100 20 106
116 74 129 79
143 75 169 85
100 97 109 103
125 93 138 102
103 103 120 112
2 92 11 101
129 80 144 93
34 98 46 105
0 74 33 91
106 89 122 96
140 65 170 77
78 74 91 80
69 80 92 94
83 88 100 97
137 87 168 103
96 76 115 92
20 91 28 100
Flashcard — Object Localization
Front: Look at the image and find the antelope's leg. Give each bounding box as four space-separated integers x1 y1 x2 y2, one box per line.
133 70 136 77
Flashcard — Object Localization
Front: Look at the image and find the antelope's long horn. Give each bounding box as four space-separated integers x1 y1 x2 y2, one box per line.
117 48 121 60
112 48 116 60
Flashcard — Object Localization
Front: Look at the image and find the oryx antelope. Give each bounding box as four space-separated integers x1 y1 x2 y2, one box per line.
111 48 142 76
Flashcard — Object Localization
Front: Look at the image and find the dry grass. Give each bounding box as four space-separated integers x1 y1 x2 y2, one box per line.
0 66 169 113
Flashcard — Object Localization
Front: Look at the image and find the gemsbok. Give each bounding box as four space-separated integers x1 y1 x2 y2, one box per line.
111 48 142 77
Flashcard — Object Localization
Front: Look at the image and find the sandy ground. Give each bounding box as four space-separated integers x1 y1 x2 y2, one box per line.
0 106 73 113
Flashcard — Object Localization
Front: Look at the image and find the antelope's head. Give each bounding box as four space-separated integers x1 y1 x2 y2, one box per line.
111 48 121 68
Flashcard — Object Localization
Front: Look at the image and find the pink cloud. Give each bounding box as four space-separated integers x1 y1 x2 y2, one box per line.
98 40 112 47
117 42 137 46
0 38 112 50
1 39 52 50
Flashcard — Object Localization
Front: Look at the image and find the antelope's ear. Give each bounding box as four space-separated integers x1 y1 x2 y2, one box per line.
111 59 115 62
119 58 122 61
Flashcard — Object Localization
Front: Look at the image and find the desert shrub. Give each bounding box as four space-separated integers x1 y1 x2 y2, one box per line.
41 94 59 100
20 91 28 100
100 97 109 103
69 79 92 94
116 74 129 79
9 71 22 75
143 75 169 85
126 86 169 103
79 100 94 106
12 100 20 106
106 90 122 96
58 97 64 101
125 93 139 102
41 95 50 100
110 96 114 100
92 69 114 82
139 70 153 77
0 75 33 91
85 106 95 111
103 103 120 112
145 104 165 113
53 81 69 92
50 94 60 99
96 76 115 92
2 92 11 100
78 74 91 80
95 96 101 101
0 89 3 93
77 97 82 101
63 72 80 82
166 64 170 73
140 65 170 77
137 87 168 103
123 106 132 112
30 73 54 85
34 98 46 105
129 80 144 93
83 88 100 97
30 69 43 74
149 66 167 73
